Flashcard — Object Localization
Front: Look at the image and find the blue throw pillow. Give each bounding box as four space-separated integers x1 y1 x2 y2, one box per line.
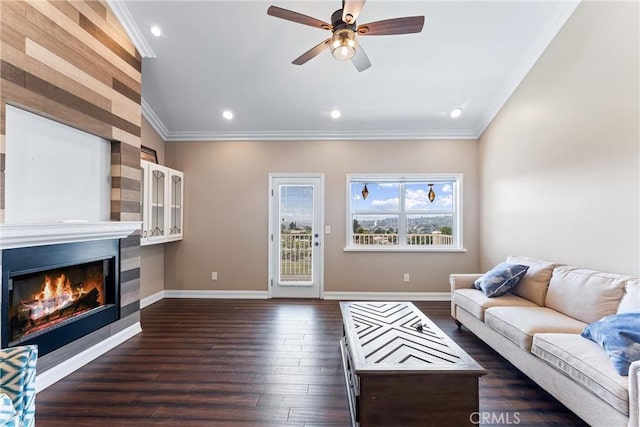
474 263 529 298
581 312 640 376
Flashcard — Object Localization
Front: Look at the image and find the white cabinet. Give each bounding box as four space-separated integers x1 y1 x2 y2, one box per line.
141 160 183 246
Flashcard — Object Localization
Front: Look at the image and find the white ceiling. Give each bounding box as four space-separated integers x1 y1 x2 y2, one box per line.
112 0 580 141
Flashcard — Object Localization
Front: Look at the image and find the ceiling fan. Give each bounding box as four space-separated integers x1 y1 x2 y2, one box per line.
267 0 425 72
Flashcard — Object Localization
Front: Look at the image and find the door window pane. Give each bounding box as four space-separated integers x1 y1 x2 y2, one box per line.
279 185 313 283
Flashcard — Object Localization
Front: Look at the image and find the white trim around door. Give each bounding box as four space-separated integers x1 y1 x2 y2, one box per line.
268 173 325 298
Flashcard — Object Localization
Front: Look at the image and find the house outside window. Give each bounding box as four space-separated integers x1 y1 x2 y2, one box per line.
346 174 464 251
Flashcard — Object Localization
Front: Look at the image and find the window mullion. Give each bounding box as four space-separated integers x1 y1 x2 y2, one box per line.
398 182 407 246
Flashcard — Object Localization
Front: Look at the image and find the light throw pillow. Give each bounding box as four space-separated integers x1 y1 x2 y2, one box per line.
506 255 557 306
617 279 640 314
474 263 529 298
0 393 15 424
581 312 640 376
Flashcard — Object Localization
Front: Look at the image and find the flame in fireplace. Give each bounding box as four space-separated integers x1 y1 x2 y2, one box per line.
22 273 101 322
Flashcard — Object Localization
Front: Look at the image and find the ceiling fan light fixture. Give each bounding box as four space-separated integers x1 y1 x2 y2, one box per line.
330 29 357 60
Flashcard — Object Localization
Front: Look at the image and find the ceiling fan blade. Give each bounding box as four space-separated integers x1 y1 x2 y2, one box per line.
342 0 366 24
292 38 331 65
267 6 332 30
357 16 425 36
351 45 371 72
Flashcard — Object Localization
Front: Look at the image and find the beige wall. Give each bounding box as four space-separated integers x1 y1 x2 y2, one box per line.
478 1 639 275
165 139 479 293
140 117 166 299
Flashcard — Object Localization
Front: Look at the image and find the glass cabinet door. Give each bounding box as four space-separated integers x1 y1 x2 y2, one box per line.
169 170 183 239
140 164 148 244
150 167 166 239
140 160 183 246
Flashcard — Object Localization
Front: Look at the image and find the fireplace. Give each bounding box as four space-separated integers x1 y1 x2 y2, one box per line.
1 239 120 356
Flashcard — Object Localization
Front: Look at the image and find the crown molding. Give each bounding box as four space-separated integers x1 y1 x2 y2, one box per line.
163 129 479 142
107 0 156 58
140 98 477 141
474 0 581 137
142 98 169 139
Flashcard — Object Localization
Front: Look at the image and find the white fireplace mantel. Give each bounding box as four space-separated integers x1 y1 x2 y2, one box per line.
0 221 141 250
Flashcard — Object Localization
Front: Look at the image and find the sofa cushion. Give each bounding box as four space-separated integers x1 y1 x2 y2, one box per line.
618 279 640 314
545 266 628 323
484 306 586 351
473 263 529 297
581 313 640 376
506 255 556 306
532 333 629 415
453 288 538 321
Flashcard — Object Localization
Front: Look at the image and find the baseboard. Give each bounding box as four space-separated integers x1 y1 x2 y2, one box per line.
140 290 165 308
143 290 448 303
322 292 451 301
164 290 269 299
35 322 142 393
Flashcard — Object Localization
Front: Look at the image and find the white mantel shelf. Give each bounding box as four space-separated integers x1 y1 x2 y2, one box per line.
0 221 141 250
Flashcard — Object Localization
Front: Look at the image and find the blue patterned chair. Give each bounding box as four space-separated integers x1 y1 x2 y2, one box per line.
0 346 37 427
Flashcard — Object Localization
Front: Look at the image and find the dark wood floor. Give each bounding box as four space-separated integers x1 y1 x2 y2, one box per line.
36 299 589 426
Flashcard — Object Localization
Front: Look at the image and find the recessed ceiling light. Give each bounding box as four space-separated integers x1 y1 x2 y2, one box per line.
450 108 463 119
150 25 162 37
331 109 341 119
222 110 234 120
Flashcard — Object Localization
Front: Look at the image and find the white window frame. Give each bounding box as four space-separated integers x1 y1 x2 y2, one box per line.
345 174 465 252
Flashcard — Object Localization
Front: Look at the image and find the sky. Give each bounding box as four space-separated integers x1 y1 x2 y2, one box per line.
351 181 454 213
278 181 455 228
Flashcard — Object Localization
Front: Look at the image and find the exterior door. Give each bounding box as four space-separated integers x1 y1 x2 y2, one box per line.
269 174 324 298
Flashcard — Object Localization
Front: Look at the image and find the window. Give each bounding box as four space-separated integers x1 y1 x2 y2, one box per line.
346 174 463 251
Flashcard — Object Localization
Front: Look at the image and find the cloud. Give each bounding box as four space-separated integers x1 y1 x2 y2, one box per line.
406 188 427 199
405 189 429 209
406 198 428 209
353 194 361 201
442 184 452 193
371 198 399 210
434 194 453 207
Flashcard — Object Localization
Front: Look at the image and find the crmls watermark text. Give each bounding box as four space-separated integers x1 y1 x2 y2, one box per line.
470 411 521 425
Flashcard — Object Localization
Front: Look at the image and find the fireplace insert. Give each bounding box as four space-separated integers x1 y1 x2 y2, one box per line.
1 239 120 356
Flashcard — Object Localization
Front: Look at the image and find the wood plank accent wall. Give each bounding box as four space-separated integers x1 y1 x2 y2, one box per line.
0 0 142 344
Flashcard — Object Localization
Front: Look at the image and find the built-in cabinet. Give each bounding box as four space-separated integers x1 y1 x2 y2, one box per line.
141 160 183 245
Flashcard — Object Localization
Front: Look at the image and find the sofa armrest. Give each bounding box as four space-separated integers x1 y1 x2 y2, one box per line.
0 345 38 427
449 273 481 291
630 360 640 427
450 274 482 319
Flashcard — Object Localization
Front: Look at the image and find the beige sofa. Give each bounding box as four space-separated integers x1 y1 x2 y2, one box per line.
450 256 640 427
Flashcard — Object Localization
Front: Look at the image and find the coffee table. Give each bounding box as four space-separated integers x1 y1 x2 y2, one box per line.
339 301 486 426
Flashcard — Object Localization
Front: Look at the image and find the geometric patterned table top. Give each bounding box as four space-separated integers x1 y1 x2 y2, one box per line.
340 301 486 375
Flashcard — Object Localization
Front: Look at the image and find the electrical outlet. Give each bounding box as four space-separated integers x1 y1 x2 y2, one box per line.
211 272 218 280
403 273 410 282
